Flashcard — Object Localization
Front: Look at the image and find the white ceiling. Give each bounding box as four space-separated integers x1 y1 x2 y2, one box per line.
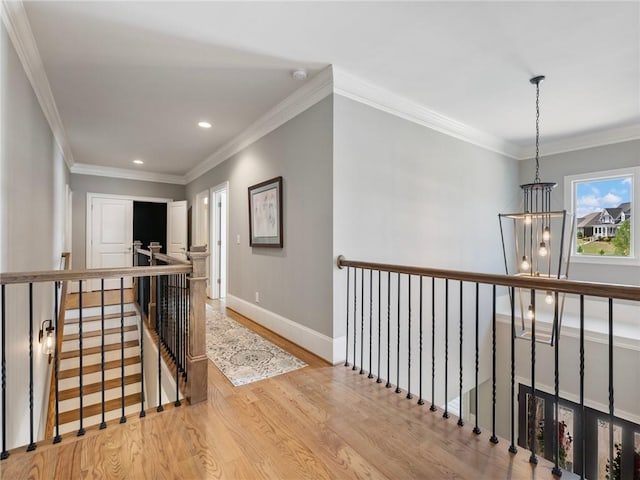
21 1 640 177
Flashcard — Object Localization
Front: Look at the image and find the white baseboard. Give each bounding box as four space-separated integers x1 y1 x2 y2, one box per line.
226 294 342 364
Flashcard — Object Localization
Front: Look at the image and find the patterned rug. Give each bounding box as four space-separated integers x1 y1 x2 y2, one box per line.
205 305 307 386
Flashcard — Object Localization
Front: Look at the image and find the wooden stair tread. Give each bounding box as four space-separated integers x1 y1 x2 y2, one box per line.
63 324 137 341
60 340 139 359
59 356 140 379
58 393 142 425
64 310 137 325
59 373 142 401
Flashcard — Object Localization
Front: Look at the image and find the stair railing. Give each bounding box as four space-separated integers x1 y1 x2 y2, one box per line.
0 246 207 457
337 255 640 480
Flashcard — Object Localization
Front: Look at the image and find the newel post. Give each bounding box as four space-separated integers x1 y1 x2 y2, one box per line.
133 241 142 299
187 245 208 404
148 242 162 329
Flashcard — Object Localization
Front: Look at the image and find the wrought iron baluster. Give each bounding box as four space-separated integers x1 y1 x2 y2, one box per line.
608 298 614 480
473 282 481 435
386 271 391 389
353 268 357 371
100 280 106 430
443 279 449 419
552 292 561 477
509 286 517 454
395 273 401 394
27 283 36 451
376 270 382 384
360 268 364 375
368 269 374 379
407 275 413 400
157 276 164 412
77 281 85 436
1 285 7 459
53 283 61 444
489 284 498 444
529 291 537 464
457 280 463 427
140 276 146 418
430 277 436 412
175 275 182 407
120 277 126 424
579 295 585 479
344 267 350 367
418 276 424 405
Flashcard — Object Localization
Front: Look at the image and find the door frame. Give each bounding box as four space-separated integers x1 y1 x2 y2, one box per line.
86 193 172 290
209 182 229 299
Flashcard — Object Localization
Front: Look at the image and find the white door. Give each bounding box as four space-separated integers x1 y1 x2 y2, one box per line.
167 200 188 261
91 197 133 290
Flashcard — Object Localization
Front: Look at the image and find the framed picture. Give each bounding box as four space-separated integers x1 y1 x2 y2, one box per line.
248 176 283 247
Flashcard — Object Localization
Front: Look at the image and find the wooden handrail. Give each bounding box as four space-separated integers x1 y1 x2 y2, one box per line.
136 249 152 257
154 252 191 265
337 256 640 302
0 264 192 285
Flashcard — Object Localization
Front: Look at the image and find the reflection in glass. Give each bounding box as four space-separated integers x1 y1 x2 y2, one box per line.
599 420 622 479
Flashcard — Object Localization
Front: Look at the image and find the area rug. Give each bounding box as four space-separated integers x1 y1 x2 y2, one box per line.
205 305 307 386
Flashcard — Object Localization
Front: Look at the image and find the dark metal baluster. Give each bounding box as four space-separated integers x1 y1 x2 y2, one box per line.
608 298 614 479
529 292 537 464
418 276 424 405
360 269 364 375
27 283 36 451
78 281 85 436
353 268 357 371
344 267 350 367
490 284 498 444
368 269 374 379
100 280 106 430
430 277 436 412
1 286 7 459
53 283 61 444
457 280 464 426
385 271 392 389
443 279 449 419
552 293 561 477
175 275 181 407
579 295 585 479
407 275 413 400
473 282 481 435
157 276 164 412
139 276 146 418
395 273 401 394
376 270 382 384
509 286 517 454
120 277 126 424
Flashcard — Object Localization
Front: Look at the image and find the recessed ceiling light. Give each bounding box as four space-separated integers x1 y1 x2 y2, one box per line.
292 69 307 81
133 159 144 165
198 121 212 129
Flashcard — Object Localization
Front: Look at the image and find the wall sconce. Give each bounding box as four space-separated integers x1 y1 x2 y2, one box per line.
39 319 55 360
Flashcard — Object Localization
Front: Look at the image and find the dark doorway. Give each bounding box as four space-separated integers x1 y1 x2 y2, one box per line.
133 202 167 253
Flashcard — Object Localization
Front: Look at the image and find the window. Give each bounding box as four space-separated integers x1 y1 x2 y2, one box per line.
565 167 639 264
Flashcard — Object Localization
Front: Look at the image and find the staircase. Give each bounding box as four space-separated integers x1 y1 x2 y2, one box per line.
55 299 143 435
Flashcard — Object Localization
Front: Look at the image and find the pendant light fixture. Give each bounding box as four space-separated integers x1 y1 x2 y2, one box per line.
498 76 574 345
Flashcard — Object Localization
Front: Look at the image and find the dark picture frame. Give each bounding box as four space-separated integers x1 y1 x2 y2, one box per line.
248 176 283 247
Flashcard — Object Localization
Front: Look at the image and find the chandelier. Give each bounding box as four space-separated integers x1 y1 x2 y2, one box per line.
498 76 574 345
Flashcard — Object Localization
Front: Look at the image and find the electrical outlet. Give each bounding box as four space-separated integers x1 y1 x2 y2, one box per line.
255 291 260 303
236 234 241 245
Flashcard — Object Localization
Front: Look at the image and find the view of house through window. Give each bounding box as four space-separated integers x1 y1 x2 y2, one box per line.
574 175 632 257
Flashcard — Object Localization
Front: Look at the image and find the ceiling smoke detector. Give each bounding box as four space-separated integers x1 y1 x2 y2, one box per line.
291 69 307 81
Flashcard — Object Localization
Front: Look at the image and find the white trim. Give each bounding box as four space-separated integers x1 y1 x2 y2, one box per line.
71 163 185 185
332 66 522 160
1 0 74 169
210 181 229 300
226 294 338 364
184 66 334 183
518 124 640 160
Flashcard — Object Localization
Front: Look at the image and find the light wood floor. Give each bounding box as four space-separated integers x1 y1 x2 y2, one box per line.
1 300 563 480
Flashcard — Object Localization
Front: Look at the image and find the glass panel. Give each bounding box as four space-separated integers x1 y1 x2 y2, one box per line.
598 419 622 479
558 406 574 472
526 394 545 450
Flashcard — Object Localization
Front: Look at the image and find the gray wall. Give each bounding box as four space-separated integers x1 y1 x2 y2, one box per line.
1 23 69 448
186 96 334 337
69 174 185 270
519 140 640 285
332 93 519 389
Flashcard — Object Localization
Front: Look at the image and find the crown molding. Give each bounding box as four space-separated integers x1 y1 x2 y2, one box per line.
70 163 186 185
332 66 521 160
184 65 334 184
516 124 640 160
1 0 74 169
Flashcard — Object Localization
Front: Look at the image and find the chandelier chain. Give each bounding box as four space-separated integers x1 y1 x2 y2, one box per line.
534 81 541 184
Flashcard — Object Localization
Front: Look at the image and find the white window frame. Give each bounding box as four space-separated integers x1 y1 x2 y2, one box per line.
564 166 639 265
